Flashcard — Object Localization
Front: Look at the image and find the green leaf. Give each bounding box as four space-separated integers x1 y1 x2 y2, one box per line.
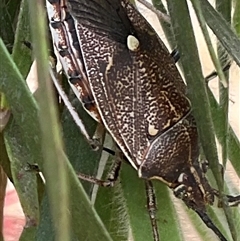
61 93 102 195
167 0 222 192
0 133 11 179
94 154 129 241
201 0 240 66
1 1 239 241
120 164 184 241
27 0 113 240
233 0 240 36
167 1 240 240
12 0 32 79
0 0 21 52
0 38 40 239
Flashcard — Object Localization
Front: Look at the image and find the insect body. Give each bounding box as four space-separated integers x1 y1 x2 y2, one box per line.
46 0 239 240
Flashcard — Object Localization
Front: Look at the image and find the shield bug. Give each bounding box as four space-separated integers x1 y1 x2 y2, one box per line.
46 0 240 240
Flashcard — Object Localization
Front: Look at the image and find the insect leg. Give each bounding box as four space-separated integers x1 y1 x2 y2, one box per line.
49 68 101 149
23 37 101 149
170 48 180 63
145 180 160 241
203 163 240 207
77 156 122 187
213 189 240 207
225 194 240 206
102 147 116 156
205 61 231 83
171 46 231 82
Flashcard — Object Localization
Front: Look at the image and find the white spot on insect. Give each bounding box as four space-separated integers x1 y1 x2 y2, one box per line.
178 173 186 183
127 35 139 51
105 55 113 74
148 124 159 136
94 46 99 52
136 152 143 166
129 112 134 117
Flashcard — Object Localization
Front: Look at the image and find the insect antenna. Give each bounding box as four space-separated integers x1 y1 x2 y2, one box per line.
195 209 227 241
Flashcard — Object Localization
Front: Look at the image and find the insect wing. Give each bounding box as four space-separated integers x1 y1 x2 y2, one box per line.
46 0 100 121
68 0 191 168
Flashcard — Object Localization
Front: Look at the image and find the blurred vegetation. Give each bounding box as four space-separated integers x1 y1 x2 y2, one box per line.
0 0 239 241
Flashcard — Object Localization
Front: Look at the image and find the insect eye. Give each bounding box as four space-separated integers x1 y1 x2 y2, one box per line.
173 184 189 200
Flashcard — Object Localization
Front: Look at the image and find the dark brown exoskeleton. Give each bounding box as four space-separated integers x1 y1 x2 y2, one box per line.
46 0 240 240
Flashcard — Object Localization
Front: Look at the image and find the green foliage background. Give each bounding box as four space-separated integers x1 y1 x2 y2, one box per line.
0 0 240 241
